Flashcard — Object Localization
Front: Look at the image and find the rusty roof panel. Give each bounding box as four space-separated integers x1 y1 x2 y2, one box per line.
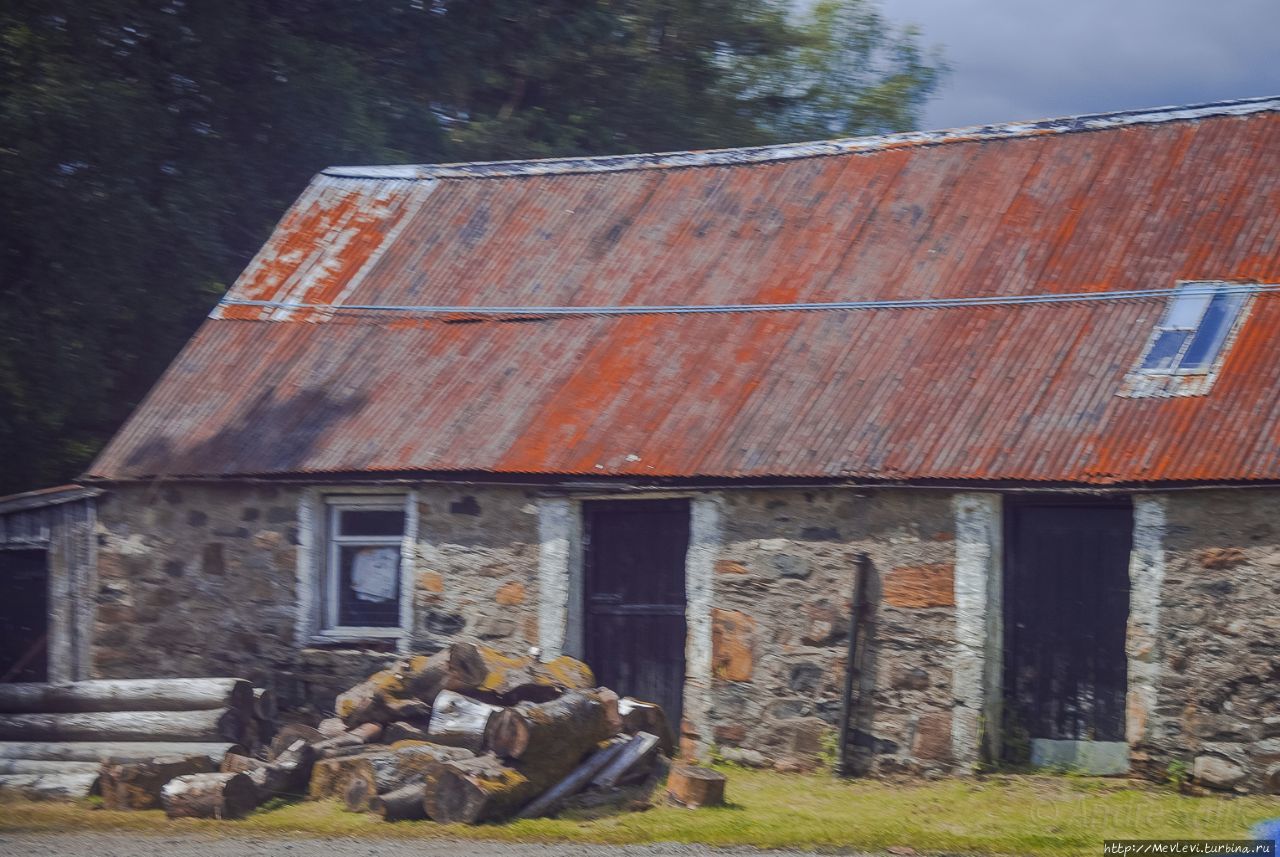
91 99 1280 484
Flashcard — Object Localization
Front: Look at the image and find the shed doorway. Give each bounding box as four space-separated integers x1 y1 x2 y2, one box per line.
1002 498 1132 773
582 499 689 730
0 549 49 682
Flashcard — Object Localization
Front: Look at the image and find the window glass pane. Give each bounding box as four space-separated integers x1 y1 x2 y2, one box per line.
1179 292 1245 370
338 508 404 537
337 544 400 627
1140 329 1190 370
1164 289 1212 328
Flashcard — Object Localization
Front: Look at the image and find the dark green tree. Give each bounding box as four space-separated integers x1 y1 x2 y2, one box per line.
0 0 944 494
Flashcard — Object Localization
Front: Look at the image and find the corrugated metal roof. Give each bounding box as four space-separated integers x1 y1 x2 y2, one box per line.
89 98 1280 484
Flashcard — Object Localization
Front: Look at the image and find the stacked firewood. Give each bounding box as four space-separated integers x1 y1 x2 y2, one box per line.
0 648 677 824
0 677 275 805
305 642 674 823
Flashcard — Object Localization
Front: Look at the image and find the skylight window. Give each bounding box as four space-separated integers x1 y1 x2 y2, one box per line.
1138 282 1250 374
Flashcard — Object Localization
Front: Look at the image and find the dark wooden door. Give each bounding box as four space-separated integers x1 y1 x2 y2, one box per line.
583 499 689 730
0 549 48 682
1003 501 1131 752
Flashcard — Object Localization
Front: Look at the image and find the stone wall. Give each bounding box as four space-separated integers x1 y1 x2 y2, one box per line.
89 480 1279 790
93 483 304 687
91 482 545 712
707 488 959 775
1140 489 1280 793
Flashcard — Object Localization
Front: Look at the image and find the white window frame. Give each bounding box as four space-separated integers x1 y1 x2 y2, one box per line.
317 493 413 639
1135 281 1253 376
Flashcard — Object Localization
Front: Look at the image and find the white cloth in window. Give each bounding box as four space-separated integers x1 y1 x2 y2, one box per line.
351 546 399 602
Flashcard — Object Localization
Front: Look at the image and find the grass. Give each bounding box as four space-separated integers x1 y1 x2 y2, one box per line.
2 768 1278 857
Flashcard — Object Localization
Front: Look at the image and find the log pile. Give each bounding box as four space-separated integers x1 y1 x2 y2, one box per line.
0 677 274 801
314 642 672 824
0 645 682 825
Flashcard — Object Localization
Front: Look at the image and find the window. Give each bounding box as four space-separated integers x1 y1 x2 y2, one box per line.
1138 282 1249 374
324 496 406 632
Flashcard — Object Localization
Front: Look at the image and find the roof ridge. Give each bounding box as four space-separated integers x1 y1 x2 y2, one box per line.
322 95 1280 181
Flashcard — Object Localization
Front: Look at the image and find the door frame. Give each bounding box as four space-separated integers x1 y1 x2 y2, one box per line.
581 497 692 729
1000 494 1135 773
0 546 51 682
536 491 720 752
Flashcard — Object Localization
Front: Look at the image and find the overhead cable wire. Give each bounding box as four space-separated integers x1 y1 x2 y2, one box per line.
216 283 1277 319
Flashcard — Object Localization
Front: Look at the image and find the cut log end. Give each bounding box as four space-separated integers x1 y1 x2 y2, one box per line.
423 756 532 825
161 771 259 819
101 753 214 811
369 783 427 821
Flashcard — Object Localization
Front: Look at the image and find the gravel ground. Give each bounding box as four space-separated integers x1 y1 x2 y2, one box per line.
0 832 868 857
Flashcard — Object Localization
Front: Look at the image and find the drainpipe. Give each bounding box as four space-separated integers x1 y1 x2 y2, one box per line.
837 552 873 777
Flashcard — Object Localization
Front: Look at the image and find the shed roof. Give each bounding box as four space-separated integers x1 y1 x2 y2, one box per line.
90 97 1280 485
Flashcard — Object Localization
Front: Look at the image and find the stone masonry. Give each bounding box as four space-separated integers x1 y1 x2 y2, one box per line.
708 488 958 775
87 481 1279 791
92 482 546 711
1134 489 1280 793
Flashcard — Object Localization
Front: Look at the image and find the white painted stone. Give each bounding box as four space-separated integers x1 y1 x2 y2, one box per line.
1126 494 1167 746
397 490 419 652
683 494 721 757
951 493 1002 768
536 497 573 659
293 489 319 647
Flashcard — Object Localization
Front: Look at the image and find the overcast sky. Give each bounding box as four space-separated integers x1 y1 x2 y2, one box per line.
875 0 1280 130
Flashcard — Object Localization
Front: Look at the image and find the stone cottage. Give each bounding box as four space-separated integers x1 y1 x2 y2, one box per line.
9 96 1280 790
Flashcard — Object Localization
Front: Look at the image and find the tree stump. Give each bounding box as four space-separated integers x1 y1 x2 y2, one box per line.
161 771 258 819
666 764 725 808
100 753 214 810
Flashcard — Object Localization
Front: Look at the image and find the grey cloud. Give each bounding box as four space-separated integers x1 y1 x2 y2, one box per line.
874 0 1280 129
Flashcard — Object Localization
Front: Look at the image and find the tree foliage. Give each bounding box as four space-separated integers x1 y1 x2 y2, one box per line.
0 0 944 494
